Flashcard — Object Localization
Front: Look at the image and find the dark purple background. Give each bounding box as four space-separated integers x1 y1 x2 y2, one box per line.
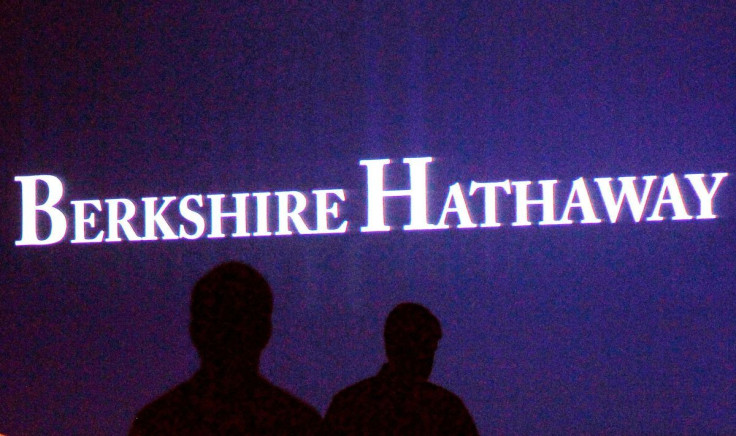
2 2 735 434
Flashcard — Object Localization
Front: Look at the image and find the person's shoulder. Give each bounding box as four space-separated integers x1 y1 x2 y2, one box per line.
320 376 380 434
129 381 195 435
254 377 321 424
330 376 380 403
419 381 469 408
422 380 462 397
419 381 479 435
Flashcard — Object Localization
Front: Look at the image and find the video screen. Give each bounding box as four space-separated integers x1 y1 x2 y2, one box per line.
3 3 734 434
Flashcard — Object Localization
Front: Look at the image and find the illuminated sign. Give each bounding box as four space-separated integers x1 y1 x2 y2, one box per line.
14 157 729 246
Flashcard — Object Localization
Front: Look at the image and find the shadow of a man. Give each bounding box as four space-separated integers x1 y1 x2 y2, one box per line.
130 261 320 435
320 302 478 435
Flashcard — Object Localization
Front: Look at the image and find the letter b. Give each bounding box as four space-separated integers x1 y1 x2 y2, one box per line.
15 175 67 245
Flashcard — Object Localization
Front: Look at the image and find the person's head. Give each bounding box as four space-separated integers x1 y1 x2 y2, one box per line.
383 303 442 380
189 262 273 366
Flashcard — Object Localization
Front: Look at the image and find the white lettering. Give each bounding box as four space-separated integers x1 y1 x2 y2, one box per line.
70 200 104 243
178 195 205 240
275 191 312 235
360 157 437 232
208 194 249 238
15 175 67 246
594 176 657 223
105 199 141 242
511 180 559 226
142 196 178 240
253 192 272 236
684 173 728 219
647 174 693 221
469 180 511 227
313 189 348 234
436 183 476 229
559 177 601 224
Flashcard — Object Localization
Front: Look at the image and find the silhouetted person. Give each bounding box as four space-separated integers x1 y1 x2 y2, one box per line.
130 261 320 435
320 303 478 435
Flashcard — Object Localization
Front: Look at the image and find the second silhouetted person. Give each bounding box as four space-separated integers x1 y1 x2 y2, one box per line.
320 302 478 435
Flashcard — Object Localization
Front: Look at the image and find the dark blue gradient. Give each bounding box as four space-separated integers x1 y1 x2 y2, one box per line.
2 2 734 434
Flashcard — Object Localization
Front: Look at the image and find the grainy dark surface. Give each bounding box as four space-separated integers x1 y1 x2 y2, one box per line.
2 2 735 434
